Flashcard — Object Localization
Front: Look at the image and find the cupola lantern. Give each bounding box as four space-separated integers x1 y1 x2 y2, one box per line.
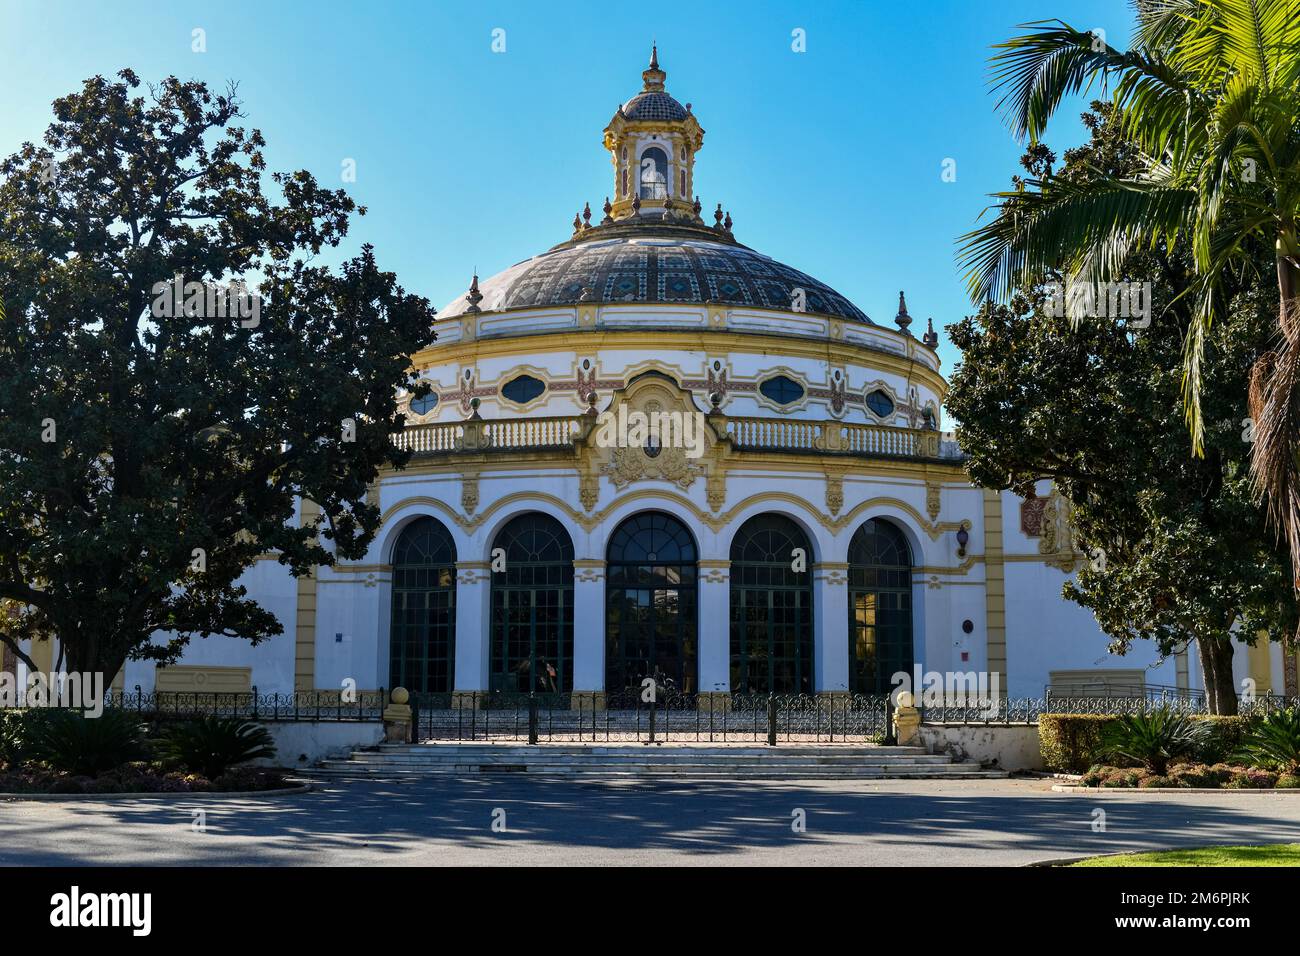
603 45 705 222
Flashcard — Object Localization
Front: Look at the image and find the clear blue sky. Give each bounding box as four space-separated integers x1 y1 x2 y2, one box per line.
0 0 1134 373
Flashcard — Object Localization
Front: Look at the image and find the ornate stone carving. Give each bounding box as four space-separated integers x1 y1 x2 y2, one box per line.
579 471 599 511
825 473 844 516
926 481 941 521
707 471 726 512
1038 489 1078 571
461 474 479 515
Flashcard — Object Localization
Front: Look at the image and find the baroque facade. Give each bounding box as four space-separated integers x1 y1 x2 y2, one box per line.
28 49 1295 705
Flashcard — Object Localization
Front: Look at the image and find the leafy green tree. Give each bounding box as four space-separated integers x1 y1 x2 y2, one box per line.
958 0 1300 592
0 71 436 680
948 106 1295 714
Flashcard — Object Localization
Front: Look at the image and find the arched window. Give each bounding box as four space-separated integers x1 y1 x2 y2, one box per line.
729 514 814 696
389 517 457 694
639 147 668 200
847 519 913 693
605 512 698 695
490 513 574 698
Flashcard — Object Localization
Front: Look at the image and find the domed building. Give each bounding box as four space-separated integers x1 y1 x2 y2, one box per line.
87 49 1295 714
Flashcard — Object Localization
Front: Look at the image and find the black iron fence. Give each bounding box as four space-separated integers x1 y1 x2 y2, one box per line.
101 687 387 722
920 691 1300 725
410 691 893 744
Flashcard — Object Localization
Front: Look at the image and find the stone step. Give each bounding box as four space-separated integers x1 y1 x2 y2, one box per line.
339 754 958 766
310 765 1007 779
374 749 925 754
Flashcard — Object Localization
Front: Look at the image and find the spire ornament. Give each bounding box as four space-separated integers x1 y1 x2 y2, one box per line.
464 274 483 313
894 290 913 335
922 317 939 348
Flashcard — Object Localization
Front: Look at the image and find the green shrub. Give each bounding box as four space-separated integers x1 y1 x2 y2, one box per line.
24 709 148 776
1101 769 1145 787
1192 715 1255 764
1040 715 1119 772
1100 709 1210 775
1235 708 1300 774
1080 765 1114 787
1139 774 1177 788
158 717 276 779
1276 774 1300 789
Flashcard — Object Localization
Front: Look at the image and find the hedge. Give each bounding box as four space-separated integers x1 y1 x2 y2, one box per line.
1039 713 1256 773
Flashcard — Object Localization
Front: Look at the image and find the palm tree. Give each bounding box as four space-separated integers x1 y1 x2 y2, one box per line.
958 0 1300 588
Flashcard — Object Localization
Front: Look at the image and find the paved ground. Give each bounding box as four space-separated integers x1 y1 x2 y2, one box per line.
3 776 1300 866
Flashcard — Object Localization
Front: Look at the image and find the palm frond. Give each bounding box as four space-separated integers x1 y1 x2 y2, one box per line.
958 176 1195 303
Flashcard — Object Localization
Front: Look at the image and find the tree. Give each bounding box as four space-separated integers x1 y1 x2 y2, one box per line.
0 71 437 680
948 105 1296 714
957 0 1300 593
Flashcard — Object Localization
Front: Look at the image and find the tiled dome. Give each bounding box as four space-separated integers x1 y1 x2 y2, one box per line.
440 228 871 324
622 91 688 122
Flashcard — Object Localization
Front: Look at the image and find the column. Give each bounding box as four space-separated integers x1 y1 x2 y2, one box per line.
697 560 731 707
572 560 605 706
453 561 491 704
813 562 849 695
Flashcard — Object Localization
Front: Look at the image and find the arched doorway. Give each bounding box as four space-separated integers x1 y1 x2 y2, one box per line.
729 514 814 696
848 518 914 693
605 511 698 695
388 517 457 694
489 513 574 697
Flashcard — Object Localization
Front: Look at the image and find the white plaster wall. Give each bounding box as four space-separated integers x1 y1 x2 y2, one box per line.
123 558 298 696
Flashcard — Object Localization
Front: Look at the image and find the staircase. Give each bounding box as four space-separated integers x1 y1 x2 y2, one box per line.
312 743 1008 779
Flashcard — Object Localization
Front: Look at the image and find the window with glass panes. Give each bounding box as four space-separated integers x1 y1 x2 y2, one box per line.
388 517 457 694
489 513 574 697
847 518 913 693
605 512 698 695
728 514 814 696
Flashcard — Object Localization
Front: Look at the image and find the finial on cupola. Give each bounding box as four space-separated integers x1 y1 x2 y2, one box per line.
723 210 733 233
922 316 939 348
632 195 642 214
582 201 592 228
602 196 613 223
714 203 724 228
693 196 702 220
642 42 666 91
572 211 581 232
894 290 913 335
465 274 483 313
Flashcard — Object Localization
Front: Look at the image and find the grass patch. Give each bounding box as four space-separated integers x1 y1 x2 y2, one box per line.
1069 844 1300 867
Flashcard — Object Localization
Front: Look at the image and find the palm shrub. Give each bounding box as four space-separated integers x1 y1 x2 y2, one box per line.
159 717 276 779
1236 707 1300 773
24 709 148 776
1100 709 1210 775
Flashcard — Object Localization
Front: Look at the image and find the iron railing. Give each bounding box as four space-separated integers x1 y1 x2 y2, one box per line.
920 691 1300 724
410 691 892 744
99 687 387 722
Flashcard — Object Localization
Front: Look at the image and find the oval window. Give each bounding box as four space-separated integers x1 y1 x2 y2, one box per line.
866 389 895 418
502 374 546 405
759 375 805 406
410 392 438 415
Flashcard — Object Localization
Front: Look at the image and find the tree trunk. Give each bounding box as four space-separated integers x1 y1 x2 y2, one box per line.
1197 637 1238 716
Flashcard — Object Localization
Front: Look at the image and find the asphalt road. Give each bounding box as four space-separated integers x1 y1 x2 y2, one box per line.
4 776 1300 866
